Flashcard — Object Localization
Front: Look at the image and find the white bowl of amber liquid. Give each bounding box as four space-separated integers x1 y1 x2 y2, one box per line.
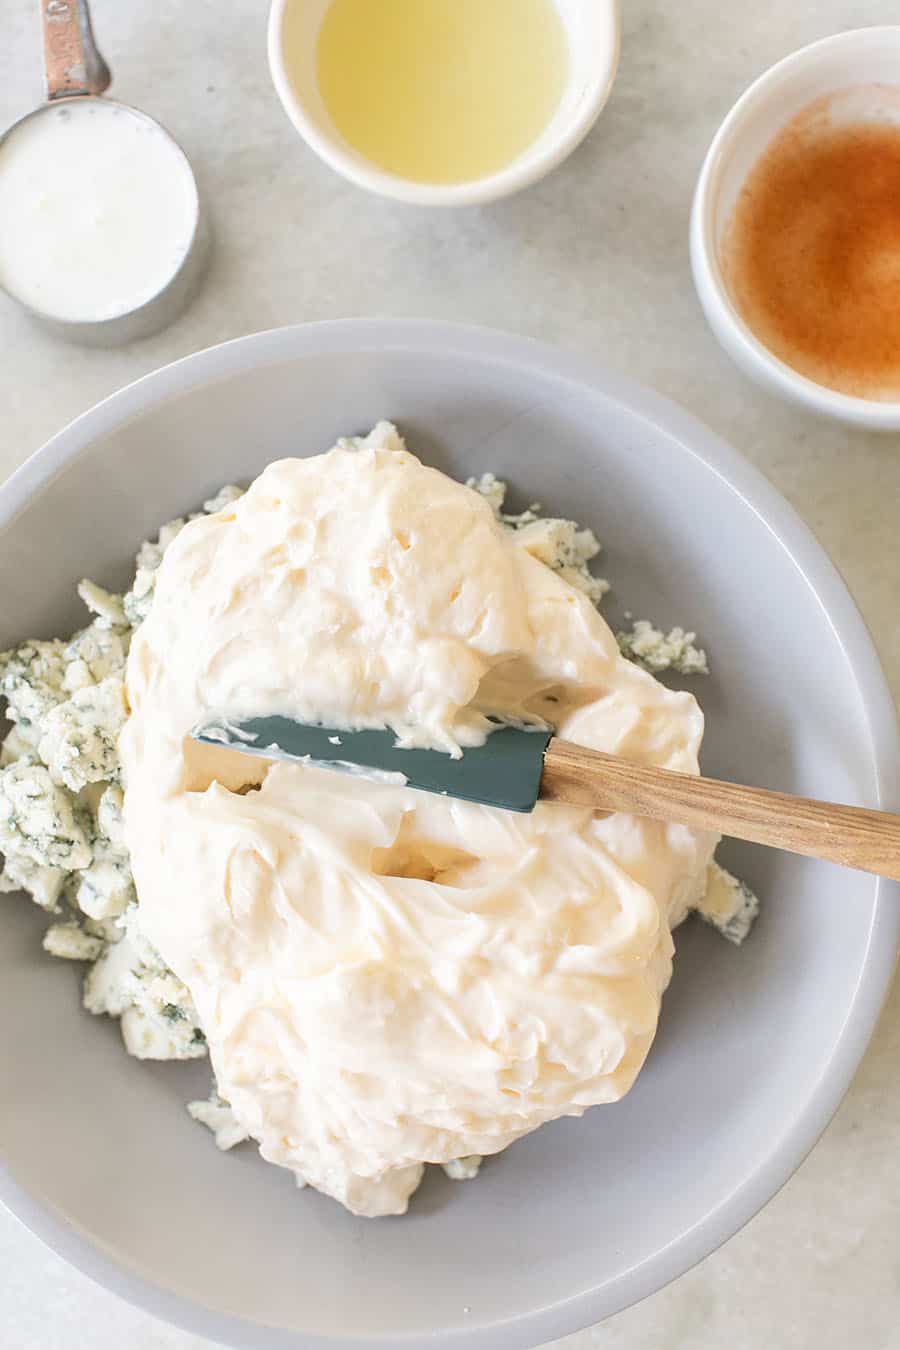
691 26 900 429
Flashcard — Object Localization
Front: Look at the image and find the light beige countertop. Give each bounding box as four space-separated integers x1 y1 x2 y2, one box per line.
2 2 898 1347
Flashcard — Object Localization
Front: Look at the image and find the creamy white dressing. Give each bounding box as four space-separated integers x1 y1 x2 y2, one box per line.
121 425 718 1216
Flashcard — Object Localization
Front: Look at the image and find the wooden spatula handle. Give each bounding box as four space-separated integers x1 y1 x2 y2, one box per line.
541 738 900 881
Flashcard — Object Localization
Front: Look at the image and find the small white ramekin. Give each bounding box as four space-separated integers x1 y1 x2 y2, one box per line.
691 26 900 430
267 0 620 207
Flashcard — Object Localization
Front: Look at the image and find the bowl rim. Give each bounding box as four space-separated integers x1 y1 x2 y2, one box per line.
2 318 899 1349
690 25 900 429
265 0 621 206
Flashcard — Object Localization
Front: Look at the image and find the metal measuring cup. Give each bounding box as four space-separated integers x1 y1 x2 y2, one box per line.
0 0 206 345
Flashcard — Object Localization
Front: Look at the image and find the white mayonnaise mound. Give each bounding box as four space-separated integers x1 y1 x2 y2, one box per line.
120 423 718 1217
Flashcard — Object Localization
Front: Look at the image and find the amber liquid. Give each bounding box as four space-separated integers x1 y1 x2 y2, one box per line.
723 87 900 400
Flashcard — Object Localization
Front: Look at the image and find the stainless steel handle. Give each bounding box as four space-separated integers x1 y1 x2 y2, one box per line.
40 0 111 100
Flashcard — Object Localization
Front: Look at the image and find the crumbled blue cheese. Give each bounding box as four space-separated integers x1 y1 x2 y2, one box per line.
76 579 127 628
70 833 134 920
0 760 92 872
616 620 709 676
337 421 408 456
53 784 134 922
62 620 130 692
695 861 760 945
83 903 207 1060
514 517 610 605
203 484 245 515
0 491 244 1068
0 853 68 910
43 921 105 962
443 1155 483 1181
466 471 507 516
38 676 128 793
119 1003 203 1060
123 518 189 627
1 725 35 768
467 473 609 604
97 781 126 845
0 639 68 745
0 492 243 1064
188 1088 251 1150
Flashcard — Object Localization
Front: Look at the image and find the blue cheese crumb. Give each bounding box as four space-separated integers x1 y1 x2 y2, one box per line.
0 725 33 767
0 760 92 872
467 473 609 604
443 1155 483 1181
187 1088 251 1150
38 676 128 793
695 862 760 946
616 620 709 676
0 854 68 910
465 471 507 516
0 639 68 742
123 519 189 627
43 921 105 962
83 904 207 1060
62 622 130 692
76 580 126 628
203 484 246 515
337 421 407 456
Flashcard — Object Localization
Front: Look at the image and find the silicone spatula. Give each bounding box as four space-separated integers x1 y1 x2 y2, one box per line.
192 716 900 881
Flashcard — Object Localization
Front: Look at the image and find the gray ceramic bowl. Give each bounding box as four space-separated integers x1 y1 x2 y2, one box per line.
1 320 898 1349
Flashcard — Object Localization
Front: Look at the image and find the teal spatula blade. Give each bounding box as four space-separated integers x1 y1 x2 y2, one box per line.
191 717 552 813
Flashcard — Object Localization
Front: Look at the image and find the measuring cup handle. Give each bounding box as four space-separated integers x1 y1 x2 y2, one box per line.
40 0 111 100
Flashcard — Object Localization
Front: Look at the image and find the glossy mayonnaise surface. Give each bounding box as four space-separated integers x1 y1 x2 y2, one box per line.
121 424 717 1216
